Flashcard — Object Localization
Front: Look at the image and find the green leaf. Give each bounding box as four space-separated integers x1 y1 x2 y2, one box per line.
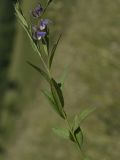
51 78 64 108
72 115 83 148
50 78 65 119
42 90 64 118
73 115 80 131
78 107 96 123
27 61 50 83
49 34 62 68
52 127 70 140
47 0 53 5
69 132 76 142
41 89 55 107
51 79 64 106
43 44 48 55
19 20 40 56
74 126 83 149
59 64 70 88
15 2 28 28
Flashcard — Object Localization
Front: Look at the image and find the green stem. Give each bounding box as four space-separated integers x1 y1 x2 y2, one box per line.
63 111 79 146
63 110 87 160
36 47 51 79
38 40 86 159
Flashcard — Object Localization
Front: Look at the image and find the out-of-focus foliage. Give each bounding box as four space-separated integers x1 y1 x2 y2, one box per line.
0 0 17 103
0 0 18 154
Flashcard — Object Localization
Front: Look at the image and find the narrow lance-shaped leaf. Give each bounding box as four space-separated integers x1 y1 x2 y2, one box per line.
52 127 70 140
49 34 62 68
74 126 83 149
15 2 28 28
72 115 83 148
47 0 53 5
51 78 64 106
77 107 96 123
27 61 50 83
50 78 65 119
43 43 48 55
73 115 80 131
42 90 65 118
59 64 70 88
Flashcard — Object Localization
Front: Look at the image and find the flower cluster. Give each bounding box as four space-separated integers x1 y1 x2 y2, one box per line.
31 4 50 40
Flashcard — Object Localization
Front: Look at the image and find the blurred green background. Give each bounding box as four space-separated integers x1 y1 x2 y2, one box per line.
0 0 120 160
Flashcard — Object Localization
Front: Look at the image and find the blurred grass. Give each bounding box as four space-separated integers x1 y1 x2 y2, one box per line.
1 0 120 160
0 0 16 121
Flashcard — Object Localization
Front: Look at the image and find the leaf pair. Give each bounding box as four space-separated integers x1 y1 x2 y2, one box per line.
53 107 96 148
71 107 96 148
27 62 65 119
52 113 84 148
52 126 83 147
40 77 65 119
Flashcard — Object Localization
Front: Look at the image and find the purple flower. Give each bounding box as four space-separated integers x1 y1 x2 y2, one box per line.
32 4 43 18
32 25 46 40
36 31 46 40
39 19 50 30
